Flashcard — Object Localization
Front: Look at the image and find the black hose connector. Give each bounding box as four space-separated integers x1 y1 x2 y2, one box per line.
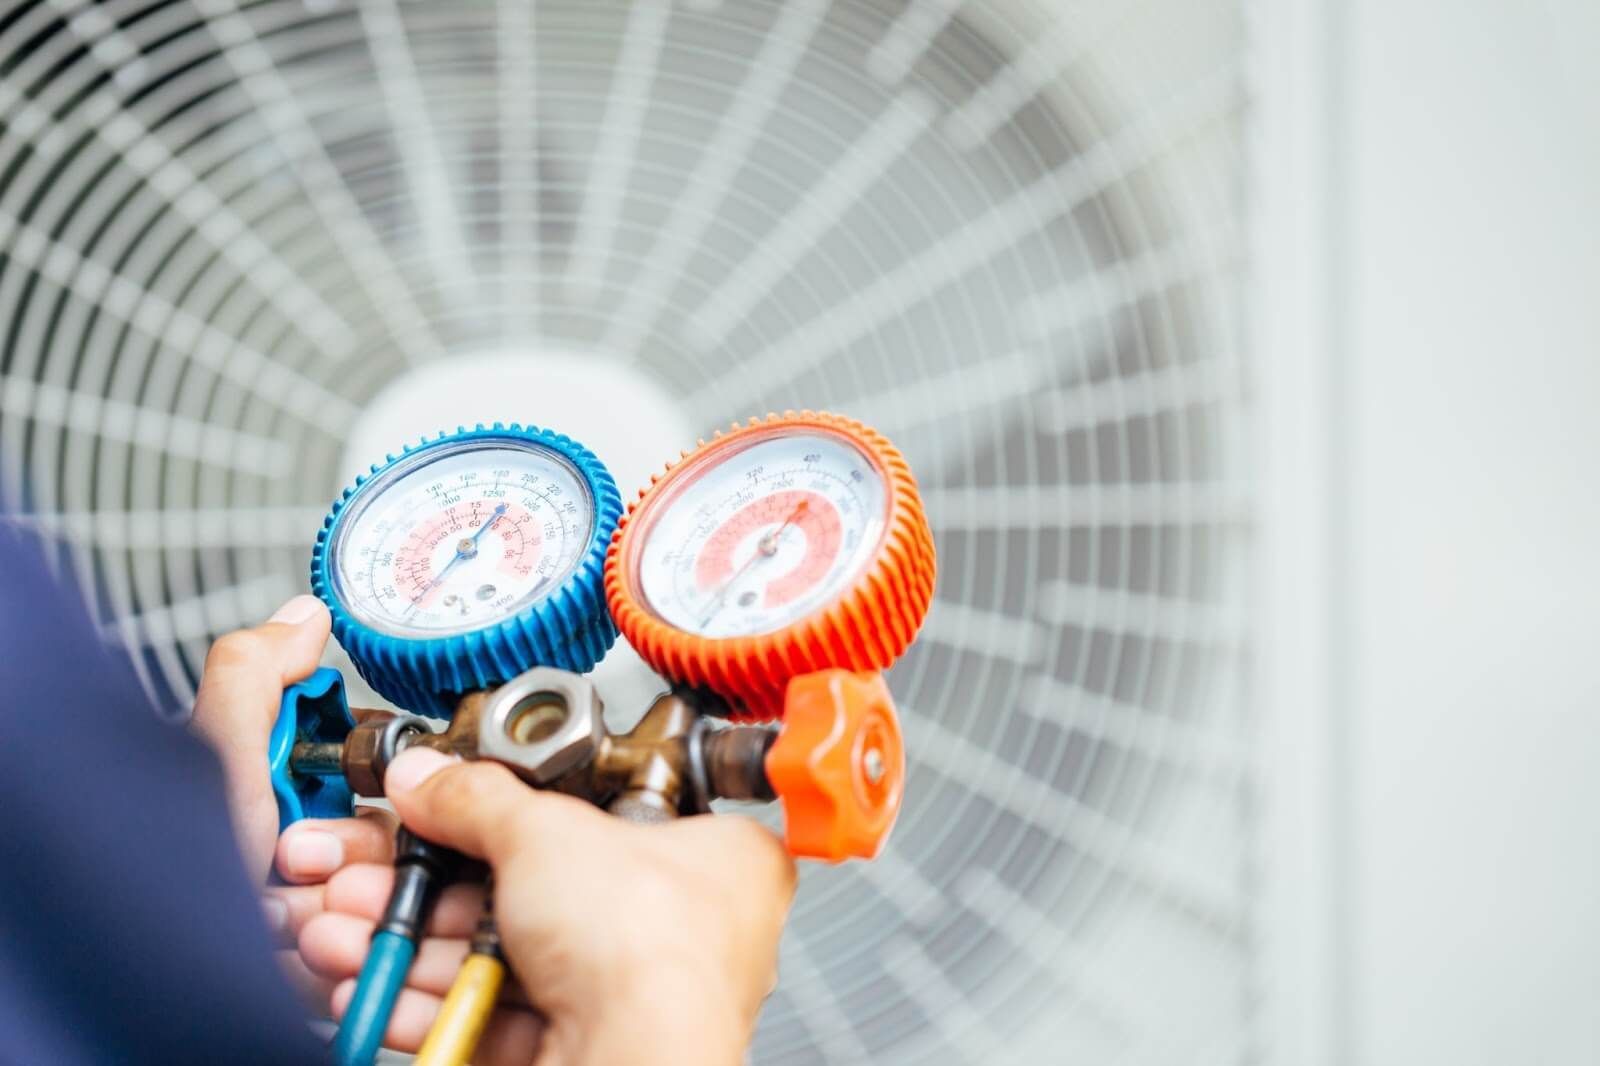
375 829 462 942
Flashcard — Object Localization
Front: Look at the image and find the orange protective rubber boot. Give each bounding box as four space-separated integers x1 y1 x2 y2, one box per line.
766 669 905 862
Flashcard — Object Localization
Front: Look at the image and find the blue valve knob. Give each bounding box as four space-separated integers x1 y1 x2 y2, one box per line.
269 666 357 831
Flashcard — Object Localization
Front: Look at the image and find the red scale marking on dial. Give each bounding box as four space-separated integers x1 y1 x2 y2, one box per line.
391 500 542 608
694 489 843 609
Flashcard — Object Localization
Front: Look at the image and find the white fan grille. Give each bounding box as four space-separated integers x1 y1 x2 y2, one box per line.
0 1 1253 1062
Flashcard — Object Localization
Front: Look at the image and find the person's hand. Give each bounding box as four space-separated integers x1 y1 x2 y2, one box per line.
298 748 798 1066
189 596 399 935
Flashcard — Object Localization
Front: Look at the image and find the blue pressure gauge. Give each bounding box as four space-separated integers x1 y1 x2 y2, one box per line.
310 423 621 717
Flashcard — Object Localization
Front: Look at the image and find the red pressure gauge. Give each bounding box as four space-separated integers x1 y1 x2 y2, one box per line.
605 411 936 721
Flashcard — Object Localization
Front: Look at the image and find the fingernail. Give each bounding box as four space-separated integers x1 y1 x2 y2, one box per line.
282 828 343 878
384 747 457 794
261 895 288 934
269 594 322 626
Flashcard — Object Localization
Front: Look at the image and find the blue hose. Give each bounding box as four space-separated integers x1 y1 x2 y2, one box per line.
332 930 416 1066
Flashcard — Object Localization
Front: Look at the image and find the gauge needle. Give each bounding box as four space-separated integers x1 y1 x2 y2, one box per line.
405 503 508 615
698 499 807 629
463 503 509 553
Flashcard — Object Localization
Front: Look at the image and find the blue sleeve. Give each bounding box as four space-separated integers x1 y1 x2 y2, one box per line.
0 522 326 1064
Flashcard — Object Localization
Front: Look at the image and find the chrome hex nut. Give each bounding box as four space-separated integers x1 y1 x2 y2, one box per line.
477 667 604 786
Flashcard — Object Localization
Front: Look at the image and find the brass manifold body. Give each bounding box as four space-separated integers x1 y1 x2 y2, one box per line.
289 667 777 820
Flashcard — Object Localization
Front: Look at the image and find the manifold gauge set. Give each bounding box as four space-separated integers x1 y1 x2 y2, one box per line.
266 410 936 1066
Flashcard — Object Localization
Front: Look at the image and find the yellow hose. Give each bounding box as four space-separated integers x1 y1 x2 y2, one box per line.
413 952 506 1066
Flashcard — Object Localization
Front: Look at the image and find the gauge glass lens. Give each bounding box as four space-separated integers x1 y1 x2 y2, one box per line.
331 440 593 637
636 431 888 638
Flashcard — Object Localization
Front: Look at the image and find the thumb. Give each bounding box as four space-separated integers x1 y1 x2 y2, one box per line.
385 750 593 867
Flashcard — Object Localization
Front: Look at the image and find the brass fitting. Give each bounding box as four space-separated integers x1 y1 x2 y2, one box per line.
591 691 699 820
341 714 431 798
296 668 780 819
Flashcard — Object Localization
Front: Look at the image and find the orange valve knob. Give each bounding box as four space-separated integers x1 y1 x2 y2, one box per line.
606 411 936 720
766 669 905 862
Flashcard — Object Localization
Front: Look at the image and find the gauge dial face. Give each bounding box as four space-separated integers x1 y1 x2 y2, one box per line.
330 439 593 637
634 431 888 638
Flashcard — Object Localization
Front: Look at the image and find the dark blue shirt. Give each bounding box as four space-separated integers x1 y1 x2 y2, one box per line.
0 522 324 1063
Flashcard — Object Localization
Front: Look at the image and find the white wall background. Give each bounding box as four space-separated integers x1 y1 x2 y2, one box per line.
1343 1 1600 1062
1267 1 1600 1062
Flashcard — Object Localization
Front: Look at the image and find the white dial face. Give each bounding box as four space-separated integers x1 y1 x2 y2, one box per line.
331 440 593 637
636 431 888 638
